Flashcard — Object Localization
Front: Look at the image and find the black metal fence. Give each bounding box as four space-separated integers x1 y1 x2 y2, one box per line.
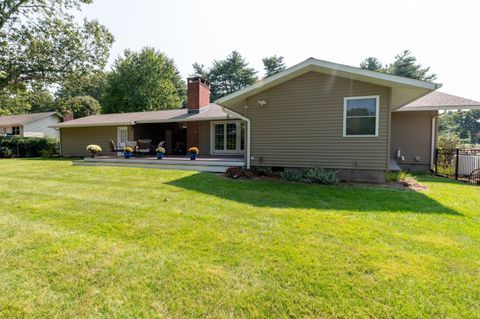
434 149 480 184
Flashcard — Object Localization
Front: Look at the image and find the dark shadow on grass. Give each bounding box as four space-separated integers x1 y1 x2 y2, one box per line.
167 173 461 215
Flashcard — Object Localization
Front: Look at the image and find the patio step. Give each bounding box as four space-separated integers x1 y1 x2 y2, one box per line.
74 157 245 173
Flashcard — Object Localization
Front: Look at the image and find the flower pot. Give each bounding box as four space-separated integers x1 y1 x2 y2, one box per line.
124 152 131 159
190 153 197 160
157 152 164 159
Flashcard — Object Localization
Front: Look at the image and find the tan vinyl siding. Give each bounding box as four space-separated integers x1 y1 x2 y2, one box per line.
391 111 437 164
60 126 118 157
229 71 390 170
198 121 211 155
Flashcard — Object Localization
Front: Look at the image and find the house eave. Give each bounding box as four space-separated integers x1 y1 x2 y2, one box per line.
50 115 242 128
396 104 480 112
216 58 441 110
134 115 239 124
49 122 135 129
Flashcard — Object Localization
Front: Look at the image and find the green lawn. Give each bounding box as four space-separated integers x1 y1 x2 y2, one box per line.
0 159 479 318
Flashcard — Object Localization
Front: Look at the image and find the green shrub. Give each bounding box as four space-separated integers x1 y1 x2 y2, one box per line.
438 133 460 150
39 138 60 157
303 167 339 185
385 171 412 182
280 170 304 182
0 146 12 158
0 136 59 158
280 167 339 185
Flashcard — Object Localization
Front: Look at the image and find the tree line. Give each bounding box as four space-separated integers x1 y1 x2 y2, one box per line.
0 0 287 118
0 0 439 118
2 0 478 144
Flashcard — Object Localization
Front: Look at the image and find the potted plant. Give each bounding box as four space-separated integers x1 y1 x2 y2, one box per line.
123 146 133 159
188 147 199 160
86 144 102 158
156 146 165 159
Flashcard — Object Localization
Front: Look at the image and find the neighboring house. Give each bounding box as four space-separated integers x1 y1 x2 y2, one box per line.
0 112 63 138
51 58 480 181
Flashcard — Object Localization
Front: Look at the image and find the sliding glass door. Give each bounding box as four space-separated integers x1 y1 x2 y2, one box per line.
212 121 245 154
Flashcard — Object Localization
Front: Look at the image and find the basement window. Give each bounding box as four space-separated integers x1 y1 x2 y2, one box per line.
343 96 379 137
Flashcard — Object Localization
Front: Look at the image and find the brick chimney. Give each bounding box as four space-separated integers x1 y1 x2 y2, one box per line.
186 77 210 151
62 110 74 122
187 77 210 113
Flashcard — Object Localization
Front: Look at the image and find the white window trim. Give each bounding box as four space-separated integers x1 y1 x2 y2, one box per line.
210 121 244 155
343 95 380 138
11 126 21 136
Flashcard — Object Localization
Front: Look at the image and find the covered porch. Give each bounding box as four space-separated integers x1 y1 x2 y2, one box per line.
112 116 249 164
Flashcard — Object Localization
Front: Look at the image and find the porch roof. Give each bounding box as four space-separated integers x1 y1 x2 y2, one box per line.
396 91 480 111
50 104 240 128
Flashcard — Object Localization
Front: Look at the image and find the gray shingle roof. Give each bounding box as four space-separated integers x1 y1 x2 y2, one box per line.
51 104 239 128
399 91 480 111
0 112 60 126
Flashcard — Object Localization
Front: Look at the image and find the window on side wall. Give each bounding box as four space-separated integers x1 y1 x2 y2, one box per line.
343 96 379 137
11 126 20 135
212 121 245 154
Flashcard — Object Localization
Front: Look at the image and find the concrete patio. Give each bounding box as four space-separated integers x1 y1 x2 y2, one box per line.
74 155 245 172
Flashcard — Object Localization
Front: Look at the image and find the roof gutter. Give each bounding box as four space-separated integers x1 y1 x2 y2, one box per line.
49 122 135 129
134 116 239 124
50 115 242 128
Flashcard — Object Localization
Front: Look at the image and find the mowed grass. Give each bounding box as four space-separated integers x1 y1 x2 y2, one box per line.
0 159 479 318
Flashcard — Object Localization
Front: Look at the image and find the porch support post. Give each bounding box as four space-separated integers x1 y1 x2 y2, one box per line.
246 119 251 169
186 121 200 150
430 114 439 170
219 105 251 169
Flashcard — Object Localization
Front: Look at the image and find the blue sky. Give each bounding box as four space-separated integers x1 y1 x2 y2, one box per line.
77 0 480 101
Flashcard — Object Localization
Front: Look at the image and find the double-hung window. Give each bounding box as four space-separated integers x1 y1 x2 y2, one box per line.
212 121 245 154
11 126 20 135
343 96 379 137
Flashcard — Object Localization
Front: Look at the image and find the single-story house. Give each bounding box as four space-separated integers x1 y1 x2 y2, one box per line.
51 58 480 181
0 112 62 138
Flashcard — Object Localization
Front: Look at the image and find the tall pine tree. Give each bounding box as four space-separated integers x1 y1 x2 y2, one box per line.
191 51 257 101
360 50 436 81
262 55 286 77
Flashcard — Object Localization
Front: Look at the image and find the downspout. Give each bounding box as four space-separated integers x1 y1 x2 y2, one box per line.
220 106 251 169
430 113 440 169
58 128 62 156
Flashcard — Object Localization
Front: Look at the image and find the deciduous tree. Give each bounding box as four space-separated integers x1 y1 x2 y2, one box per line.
60 95 101 118
0 0 114 90
102 47 185 113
